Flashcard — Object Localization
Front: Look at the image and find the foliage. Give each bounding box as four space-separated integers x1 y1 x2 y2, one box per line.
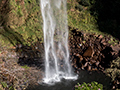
75 81 103 90
105 57 120 81
0 82 14 90
1 82 7 88
21 65 29 69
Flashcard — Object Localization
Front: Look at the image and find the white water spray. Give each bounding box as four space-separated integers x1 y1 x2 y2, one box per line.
40 0 77 84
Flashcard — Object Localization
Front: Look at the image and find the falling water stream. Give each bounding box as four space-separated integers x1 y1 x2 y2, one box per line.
40 0 77 84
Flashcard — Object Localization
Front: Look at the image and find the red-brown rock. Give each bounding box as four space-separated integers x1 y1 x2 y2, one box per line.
83 46 94 57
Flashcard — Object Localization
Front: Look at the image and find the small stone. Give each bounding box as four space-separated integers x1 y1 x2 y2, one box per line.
90 60 96 64
95 61 100 67
77 45 81 48
112 86 115 89
84 62 88 67
88 65 91 71
92 55 98 60
83 46 94 57
102 42 107 45
92 68 97 71
79 57 83 62
75 53 81 57
72 45 75 48
98 35 103 39
81 66 84 70
101 38 105 43
94 35 98 37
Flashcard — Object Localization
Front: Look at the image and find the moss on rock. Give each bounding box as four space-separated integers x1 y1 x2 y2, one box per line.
0 0 43 47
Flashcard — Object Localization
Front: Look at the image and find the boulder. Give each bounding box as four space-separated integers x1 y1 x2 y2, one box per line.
83 46 94 57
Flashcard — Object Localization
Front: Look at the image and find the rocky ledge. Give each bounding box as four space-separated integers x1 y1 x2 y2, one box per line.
69 29 120 89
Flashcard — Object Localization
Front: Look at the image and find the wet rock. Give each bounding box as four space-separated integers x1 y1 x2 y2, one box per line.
83 46 94 57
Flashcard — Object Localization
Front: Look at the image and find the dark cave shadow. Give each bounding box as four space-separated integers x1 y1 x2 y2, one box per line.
90 0 120 40
17 42 45 69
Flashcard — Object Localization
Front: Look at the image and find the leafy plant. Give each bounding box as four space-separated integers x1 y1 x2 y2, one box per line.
74 81 103 90
1 82 7 88
21 65 29 69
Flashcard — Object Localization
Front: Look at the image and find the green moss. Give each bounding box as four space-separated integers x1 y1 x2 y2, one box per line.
0 0 43 47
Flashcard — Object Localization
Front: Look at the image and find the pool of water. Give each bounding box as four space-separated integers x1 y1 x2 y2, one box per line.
26 70 111 90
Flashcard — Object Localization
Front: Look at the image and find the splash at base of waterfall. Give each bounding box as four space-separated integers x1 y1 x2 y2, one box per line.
40 0 77 84
43 72 77 85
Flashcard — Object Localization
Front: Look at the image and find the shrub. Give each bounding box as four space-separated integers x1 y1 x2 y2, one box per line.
74 81 103 90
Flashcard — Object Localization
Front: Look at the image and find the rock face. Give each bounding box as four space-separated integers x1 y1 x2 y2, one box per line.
69 29 120 72
69 29 120 89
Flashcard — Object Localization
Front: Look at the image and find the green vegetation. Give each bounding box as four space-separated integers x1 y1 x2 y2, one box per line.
21 65 29 69
108 37 119 46
0 82 14 90
0 0 120 47
0 0 43 47
1 82 7 88
67 0 120 41
75 81 103 90
105 57 120 81
67 0 99 34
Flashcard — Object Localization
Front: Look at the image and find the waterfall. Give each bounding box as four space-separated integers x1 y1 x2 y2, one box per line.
40 0 77 84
